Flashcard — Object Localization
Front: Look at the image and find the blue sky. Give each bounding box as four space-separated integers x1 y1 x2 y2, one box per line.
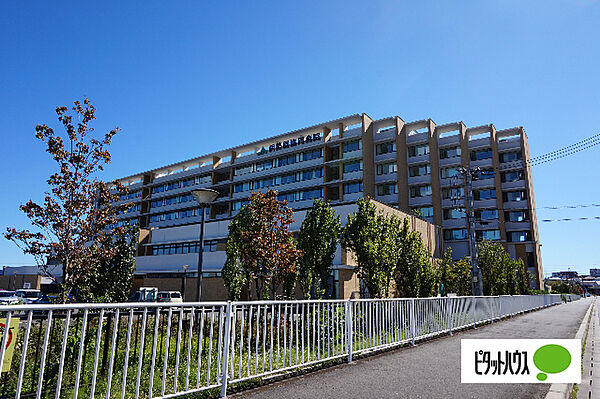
1 1 598 275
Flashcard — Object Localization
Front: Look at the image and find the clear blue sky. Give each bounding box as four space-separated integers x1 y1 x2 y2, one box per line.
1 1 598 276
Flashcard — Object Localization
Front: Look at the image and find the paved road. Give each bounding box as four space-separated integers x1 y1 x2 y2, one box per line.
233 298 593 399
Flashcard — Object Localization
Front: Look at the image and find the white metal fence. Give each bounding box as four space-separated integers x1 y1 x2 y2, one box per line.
0 294 573 398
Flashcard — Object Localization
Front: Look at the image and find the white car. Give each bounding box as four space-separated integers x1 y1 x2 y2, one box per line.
0 290 21 305
157 291 183 303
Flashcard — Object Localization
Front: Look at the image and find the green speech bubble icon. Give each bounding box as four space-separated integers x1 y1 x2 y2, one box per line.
533 344 571 381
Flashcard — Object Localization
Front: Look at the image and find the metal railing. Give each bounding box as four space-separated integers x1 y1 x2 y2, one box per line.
0 294 568 398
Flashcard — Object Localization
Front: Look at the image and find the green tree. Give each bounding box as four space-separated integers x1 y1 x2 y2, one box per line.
394 221 436 297
4 99 131 301
84 225 138 302
297 199 342 298
223 190 303 300
437 249 472 296
342 198 403 298
478 240 531 295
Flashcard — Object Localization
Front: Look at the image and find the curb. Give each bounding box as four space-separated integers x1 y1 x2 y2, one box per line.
544 297 595 399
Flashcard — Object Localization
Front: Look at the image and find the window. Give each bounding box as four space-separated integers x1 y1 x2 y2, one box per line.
476 209 498 220
344 182 363 194
503 191 527 202
500 151 522 163
232 200 248 211
470 149 493 161
409 164 431 177
442 187 464 200
302 149 323 161
477 169 494 180
440 167 459 179
412 207 434 217
376 141 396 155
443 208 466 219
476 230 501 241
204 240 218 252
410 185 432 198
474 189 496 200
301 188 323 201
343 139 362 153
508 231 531 242
501 170 524 183
408 144 429 157
444 229 468 240
439 146 461 159
256 159 275 172
344 160 363 173
377 183 398 196
505 210 529 222
376 162 397 175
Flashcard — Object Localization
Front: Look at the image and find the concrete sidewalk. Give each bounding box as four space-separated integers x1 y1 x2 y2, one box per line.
233 298 593 399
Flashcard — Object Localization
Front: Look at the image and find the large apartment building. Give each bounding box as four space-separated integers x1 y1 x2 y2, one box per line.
114 113 543 296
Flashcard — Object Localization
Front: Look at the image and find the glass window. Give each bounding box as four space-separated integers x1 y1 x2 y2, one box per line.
204 240 218 252
478 169 494 180
343 139 362 153
443 208 466 219
411 206 434 217
409 164 431 177
377 183 398 196
474 189 496 200
470 149 493 161
410 185 432 198
408 144 429 157
440 167 459 179
344 160 363 173
301 188 323 201
376 162 397 175
505 210 529 222
439 146 461 159
508 231 531 242
442 187 464 200
376 141 396 155
500 151 522 163
503 191 527 202
476 230 501 241
477 209 498 220
344 182 363 194
444 229 468 240
501 170 524 183
303 149 323 161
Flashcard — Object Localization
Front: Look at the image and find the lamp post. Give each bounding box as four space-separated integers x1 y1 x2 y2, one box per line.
191 188 219 302
182 264 189 301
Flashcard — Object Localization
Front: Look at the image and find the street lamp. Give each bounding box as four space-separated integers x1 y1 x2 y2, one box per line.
182 264 189 301
191 188 219 302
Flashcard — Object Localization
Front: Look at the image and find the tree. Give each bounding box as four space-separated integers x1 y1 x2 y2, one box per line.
394 221 436 298
437 249 471 296
4 99 130 301
84 226 139 302
297 199 342 298
478 240 531 295
223 190 303 300
342 198 403 298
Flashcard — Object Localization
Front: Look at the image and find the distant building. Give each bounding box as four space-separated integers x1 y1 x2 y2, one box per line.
590 269 600 278
551 270 579 280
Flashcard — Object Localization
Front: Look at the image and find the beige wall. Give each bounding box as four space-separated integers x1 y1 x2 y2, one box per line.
0 275 41 291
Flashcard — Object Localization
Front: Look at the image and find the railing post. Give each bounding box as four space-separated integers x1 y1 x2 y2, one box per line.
220 301 233 398
446 297 452 336
345 300 353 363
472 297 477 329
410 299 416 346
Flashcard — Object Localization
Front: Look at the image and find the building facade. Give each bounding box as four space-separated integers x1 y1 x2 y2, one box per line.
113 112 543 295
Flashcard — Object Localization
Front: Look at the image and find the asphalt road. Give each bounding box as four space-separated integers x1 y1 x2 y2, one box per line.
232 298 592 399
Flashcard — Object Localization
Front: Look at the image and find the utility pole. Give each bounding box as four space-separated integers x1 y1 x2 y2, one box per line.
457 166 484 296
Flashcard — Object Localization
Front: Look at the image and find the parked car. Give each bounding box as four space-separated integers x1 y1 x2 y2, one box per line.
128 287 158 302
0 290 21 305
15 289 41 304
32 294 56 304
157 291 183 303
